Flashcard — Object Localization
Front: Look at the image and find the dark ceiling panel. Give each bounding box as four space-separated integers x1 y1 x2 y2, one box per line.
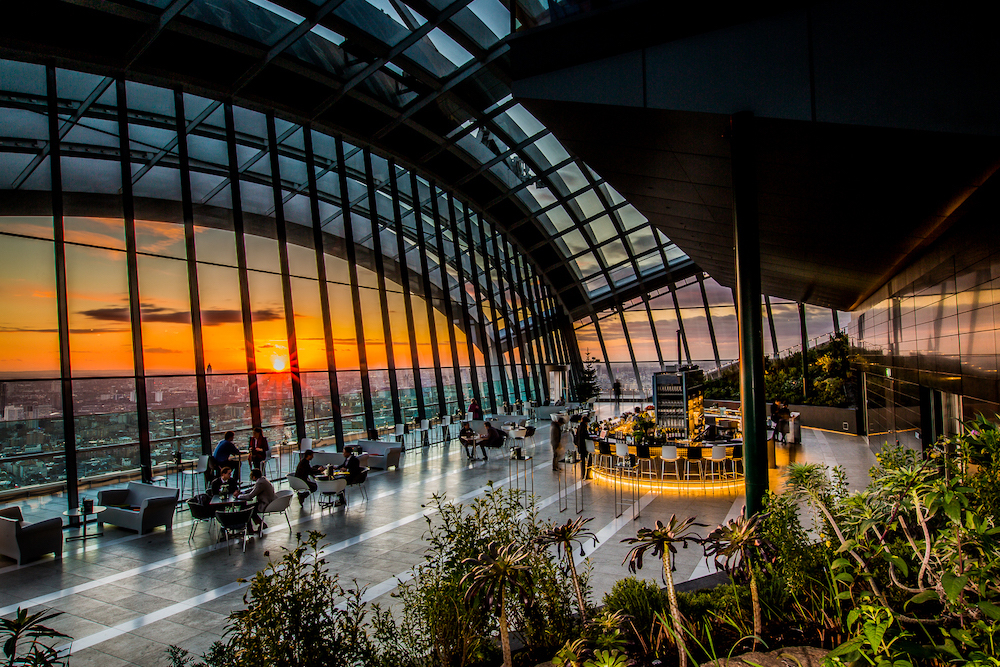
519 97 1000 311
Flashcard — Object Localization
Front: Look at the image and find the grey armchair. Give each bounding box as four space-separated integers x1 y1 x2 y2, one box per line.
0 506 63 565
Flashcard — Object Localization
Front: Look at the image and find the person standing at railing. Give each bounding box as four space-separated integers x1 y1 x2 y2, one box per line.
247 427 269 472
213 431 243 482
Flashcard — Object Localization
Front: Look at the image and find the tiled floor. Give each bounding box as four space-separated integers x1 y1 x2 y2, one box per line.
0 418 877 667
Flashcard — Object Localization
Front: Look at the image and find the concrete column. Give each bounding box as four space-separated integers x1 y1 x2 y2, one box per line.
731 112 768 516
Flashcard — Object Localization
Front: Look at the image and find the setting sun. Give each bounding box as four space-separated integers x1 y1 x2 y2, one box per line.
271 355 287 372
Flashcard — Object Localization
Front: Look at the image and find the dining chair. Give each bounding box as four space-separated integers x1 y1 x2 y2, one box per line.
215 507 254 554
286 474 315 510
187 498 216 542
316 478 347 509
259 489 294 531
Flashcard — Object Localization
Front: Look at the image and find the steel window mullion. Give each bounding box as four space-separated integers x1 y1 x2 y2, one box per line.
364 149 402 428
174 90 213 456
336 137 375 433
617 305 644 396
116 79 152 481
223 103 262 428
389 162 424 421
512 252 541 402
432 187 464 413
670 282 691 366
47 66 79 512
304 127 344 447
592 314 614 391
764 295 779 358
411 173 446 419
698 273 722 369
490 232 519 401
453 198 480 409
267 113 306 441
498 239 528 401
644 295 665 371
526 268 550 389
464 211 496 412
478 217 509 405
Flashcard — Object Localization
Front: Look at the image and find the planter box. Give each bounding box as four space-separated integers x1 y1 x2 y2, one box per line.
707 400 859 434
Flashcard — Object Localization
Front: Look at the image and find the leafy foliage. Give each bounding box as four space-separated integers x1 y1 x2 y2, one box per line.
1 608 69 667
703 332 859 407
370 484 582 667
168 531 374 667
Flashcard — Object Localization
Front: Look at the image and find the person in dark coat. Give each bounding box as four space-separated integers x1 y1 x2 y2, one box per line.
574 414 591 479
550 416 565 471
469 398 484 420
247 427 269 470
212 431 242 481
293 450 323 506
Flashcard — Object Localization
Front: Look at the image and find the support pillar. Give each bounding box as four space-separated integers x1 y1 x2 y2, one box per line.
731 111 768 517
798 302 809 399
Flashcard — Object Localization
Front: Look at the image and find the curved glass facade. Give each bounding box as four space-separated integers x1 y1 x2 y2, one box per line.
0 59 570 497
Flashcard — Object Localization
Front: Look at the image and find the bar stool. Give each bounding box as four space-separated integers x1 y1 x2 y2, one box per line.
597 441 614 473
394 424 406 451
180 455 210 499
418 419 430 447
728 444 744 477
614 440 631 471
684 446 706 490
660 445 681 490
441 415 452 445
635 443 657 484
707 444 729 481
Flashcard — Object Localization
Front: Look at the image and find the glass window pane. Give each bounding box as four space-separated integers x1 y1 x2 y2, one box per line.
198 263 247 374
138 254 195 375
66 245 134 376
290 277 328 371
0 235 60 379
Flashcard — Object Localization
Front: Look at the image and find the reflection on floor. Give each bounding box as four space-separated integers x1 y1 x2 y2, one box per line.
0 417 876 667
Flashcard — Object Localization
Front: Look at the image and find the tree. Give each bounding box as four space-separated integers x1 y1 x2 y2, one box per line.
575 355 602 404
621 516 706 667
461 541 535 667
703 512 774 647
537 517 599 623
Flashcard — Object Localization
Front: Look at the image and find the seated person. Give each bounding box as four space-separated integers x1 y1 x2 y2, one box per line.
213 431 242 481
210 467 239 497
293 450 324 506
480 421 503 458
459 421 487 461
235 468 276 532
337 447 363 484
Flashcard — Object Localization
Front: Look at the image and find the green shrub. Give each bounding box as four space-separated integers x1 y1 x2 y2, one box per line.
601 577 668 648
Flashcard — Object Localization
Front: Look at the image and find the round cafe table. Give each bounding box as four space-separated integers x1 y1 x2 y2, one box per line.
63 505 106 542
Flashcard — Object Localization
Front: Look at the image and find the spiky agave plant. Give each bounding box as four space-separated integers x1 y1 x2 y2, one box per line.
703 510 774 647
536 516 599 623
622 515 706 667
461 541 535 667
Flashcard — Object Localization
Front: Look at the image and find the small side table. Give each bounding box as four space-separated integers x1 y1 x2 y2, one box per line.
63 505 106 542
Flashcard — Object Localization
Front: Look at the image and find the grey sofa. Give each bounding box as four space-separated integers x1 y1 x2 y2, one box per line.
97 482 180 534
356 440 402 470
0 506 63 565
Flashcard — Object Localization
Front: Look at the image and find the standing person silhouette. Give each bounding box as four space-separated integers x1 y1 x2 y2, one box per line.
613 379 622 410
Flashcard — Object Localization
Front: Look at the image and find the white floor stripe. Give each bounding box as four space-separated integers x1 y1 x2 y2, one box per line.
54 459 554 655
0 448 489 617
575 491 659 566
